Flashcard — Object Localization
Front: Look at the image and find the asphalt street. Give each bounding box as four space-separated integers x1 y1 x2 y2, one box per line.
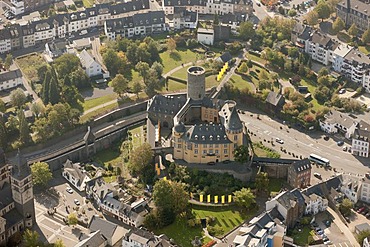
239 110 370 177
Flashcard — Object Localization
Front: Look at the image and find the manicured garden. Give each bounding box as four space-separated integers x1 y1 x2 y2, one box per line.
160 49 200 74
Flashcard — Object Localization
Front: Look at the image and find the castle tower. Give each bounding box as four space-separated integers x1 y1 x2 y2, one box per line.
220 100 244 146
11 150 35 228
173 122 186 160
187 66 205 100
0 148 9 189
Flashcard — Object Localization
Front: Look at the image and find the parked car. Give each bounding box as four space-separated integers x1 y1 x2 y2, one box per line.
276 138 284 144
337 141 344 146
207 162 215 166
339 88 346 94
343 146 347 151
74 199 80 205
357 206 366 213
66 187 73 194
324 135 329 141
362 209 369 215
314 172 322 179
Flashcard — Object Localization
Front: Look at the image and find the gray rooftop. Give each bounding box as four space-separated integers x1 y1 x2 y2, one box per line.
88 215 129 239
323 110 356 129
337 0 370 17
291 159 312 173
265 91 285 107
344 49 370 66
0 69 22 83
219 100 243 131
181 123 232 144
147 94 187 116
11 150 31 181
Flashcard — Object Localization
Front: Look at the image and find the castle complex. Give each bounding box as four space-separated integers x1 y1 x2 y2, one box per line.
0 149 35 246
147 66 248 164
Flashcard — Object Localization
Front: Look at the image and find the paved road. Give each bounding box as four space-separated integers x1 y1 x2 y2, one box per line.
239 109 370 177
250 0 274 23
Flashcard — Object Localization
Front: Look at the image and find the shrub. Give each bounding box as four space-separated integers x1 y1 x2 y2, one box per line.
207 225 223 237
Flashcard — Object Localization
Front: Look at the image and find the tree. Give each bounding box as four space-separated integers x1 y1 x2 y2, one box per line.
54 239 66 247
362 29 370 44
233 188 255 209
132 81 142 99
151 61 164 79
4 53 13 69
238 62 248 73
135 61 150 85
167 38 177 53
103 49 122 77
315 1 331 21
332 17 345 34
339 198 353 217
0 115 7 149
23 229 40 247
136 43 151 64
318 67 329 77
288 9 297 17
68 213 78 226
153 179 188 214
69 68 90 89
255 172 269 193
30 101 45 118
357 230 370 245
348 23 358 37
10 88 27 109
111 74 128 98
49 75 60 105
247 59 253 69
233 145 250 163
54 54 81 78
305 11 319 26
0 98 5 113
31 162 52 186
239 21 255 41
128 143 154 177
42 69 52 104
18 110 30 144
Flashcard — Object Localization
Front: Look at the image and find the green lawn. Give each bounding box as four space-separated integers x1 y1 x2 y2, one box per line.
129 125 144 149
160 49 200 74
80 102 118 123
245 53 266 65
268 178 285 193
16 53 47 83
82 0 94 7
93 148 122 168
299 78 322 111
229 75 254 91
82 93 117 111
172 65 191 79
161 79 187 93
290 226 313 246
359 45 370 55
192 205 248 237
205 75 219 89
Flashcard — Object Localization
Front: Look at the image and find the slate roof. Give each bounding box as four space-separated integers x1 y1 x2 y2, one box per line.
79 49 100 69
217 52 233 63
353 120 370 142
12 150 31 180
265 91 284 107
291 159 311 173
173 7 197 22
105 16 135 32
292 22 312 40
219 100 243 131
181 123 232 144
322 110 356 129
3 208 23 229
0 183 14 212
344 49 370 66
0 69 22 83
127 228 156 246
337 0 370 17
147 94 187 116
276 189 304 210
163 0 207 7
109 0 150 15
63 160 88 183
132 11 165 26
88 215 129 240
75 230 107 247
309 30 340 51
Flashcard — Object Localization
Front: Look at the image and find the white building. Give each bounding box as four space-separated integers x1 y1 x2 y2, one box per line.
332 44 353 72
0 69 22 91
303 193 328 215
340 174 362 203
363 236 370 247
1 0 24 15
197 28 214 45
0 30 11 54
341 49 370 85
319 110 357 139
78 49 104 78
172 7 198 30
62 160 91 192
352 121 370 158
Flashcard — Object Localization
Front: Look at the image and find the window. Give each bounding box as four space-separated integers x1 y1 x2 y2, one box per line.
203 150 207 154
195 149 198 154
234 135 238 140
177 144 181 148
203 144 207 148
224 149 228 154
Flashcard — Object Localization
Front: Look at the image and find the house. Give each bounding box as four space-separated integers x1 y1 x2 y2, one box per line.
132 11 167 37
75 230 107 247
0 69 22 91
232 208 286 247
287 159 312 189
104 16 135 40
172 7 198 30
61 159 91 192
355 223 370 235
0 29 12 54
197 28 214 45
72 38 92 50
342 49 370 85
340 173 362 203
337 0 370 32
88 215 130 246
265 91 285 112
265 189 305 228
364 236 370 247
78 49 104 78
216 52 233 64
1 0 25 15
122 228 157 247
352 120 370 158
319 110 357 139
45 41 67 59
302 193 328 215
291 22 312 49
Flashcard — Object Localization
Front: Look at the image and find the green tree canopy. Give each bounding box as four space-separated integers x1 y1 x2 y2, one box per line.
233 188 255 209
0 98 5 113
238 62 248 73
4 54 13 69
362 29 370 44
332 17 345 34
54 239 66 247
288 9 297 17
135 61 150 85
348 23 358 37
68 213 78 226
0 115 7 149
239 21 255 41
10 88 27 109
255 172 269 193
103 49 122 77
151 61 164 79
54 54 81 78
23 229 40 247
128 143 154 177
49 75 60 105
315 1 331 21
167 38 177 52
339 198 353 217
233 145 250 163
18 109 30 144
357 230 370 245
305 10 319 26
31 161 52 186
111 74 129 98
153 179 188 214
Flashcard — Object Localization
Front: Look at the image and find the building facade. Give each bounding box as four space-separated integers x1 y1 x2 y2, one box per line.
352 121 370 158
287 159 312 189
303 193 328 215
336 0 370 32
62 159 91 192
0 69 22 91
319 110 357 139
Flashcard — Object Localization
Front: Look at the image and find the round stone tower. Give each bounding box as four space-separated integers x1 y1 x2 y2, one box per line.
187 66 205 100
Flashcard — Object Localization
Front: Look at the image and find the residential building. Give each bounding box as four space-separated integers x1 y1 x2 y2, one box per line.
233 208 286 247
341 49 370 84
291 22 312 48
361 173 370 203
303 193 328 215
1 0 25 15
78 49 105 78
72 38 92 50
0 149 36 246
172 7 198 30
332 43 353 72
197 28 214 45
363 236 370 247
340 173 362 203
355 223 370 235
0 69 22 91
162 0 207 15
265 189 305 228
88 215 130 246
319 110 357 139
287 159 312 189
86 177 149 227
45 41 67 59
265 91 285 113
336 0 370 32
352 120 370 157
62 159 91 192
75 230 107 247
0 29 11 54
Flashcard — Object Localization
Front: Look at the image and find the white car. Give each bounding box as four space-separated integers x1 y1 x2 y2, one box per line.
276 138 284 144
66 187 73 194
314 172 322 179
74 199 80 205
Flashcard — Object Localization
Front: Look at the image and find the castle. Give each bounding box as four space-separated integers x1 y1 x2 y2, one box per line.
0 149 35 246
147 66 248 164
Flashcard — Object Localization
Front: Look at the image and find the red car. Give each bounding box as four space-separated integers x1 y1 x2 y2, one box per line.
358 207 366 213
